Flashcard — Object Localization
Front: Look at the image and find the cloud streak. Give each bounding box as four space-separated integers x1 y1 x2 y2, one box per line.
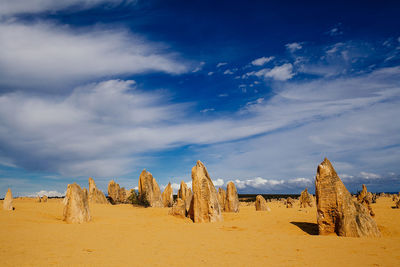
0 0 135 17
0 21 188 90
1 64 399 181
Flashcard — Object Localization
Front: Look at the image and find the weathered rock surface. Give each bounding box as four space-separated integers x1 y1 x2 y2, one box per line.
255 195 269 211
108 180 121 204
356 184 375 217
177 181 191 201
184 193 193 213
88 177 108 204
36 196 41 202
107 180 129 204
286 197 294 208
41 195 48 203
299 188 314 208
125 189 134 201
218 188 226 211
3 188 14 211
188 160 223 223
177 181 192 212
138 169 163 207
315 158 381 237
169 198 187 218
162 182 173 207
372 193 377 203
396 199 400 209
118 187 127 203
225 182 239 213
357 184 368 202
63 183 91 223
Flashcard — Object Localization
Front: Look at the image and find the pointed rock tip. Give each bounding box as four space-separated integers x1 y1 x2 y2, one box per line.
196 160 204 166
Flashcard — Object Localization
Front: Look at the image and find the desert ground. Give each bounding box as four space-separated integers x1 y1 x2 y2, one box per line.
1 197 399 267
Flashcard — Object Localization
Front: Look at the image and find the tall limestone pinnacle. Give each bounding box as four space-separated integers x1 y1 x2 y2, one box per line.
138 169 163 207
89 177 108 204
255 195 269 211
315 158 380 237
299 188 314 208
3 188 14 211
63 183 91 224
177 180 192 212
188 160 223 223
107 180 130 204
218 188 226 210
177 180 191 201
225 181 239 213
162 182 173 207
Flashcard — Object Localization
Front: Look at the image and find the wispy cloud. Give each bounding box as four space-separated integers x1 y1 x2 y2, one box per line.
192 61 205 72
223 69 234 75
216 62 227 68
200 108 215 113
327 25 343 36
251 56 274 66
0 21 188 90
250 63 295 81
285 42 302 52
0 0 135 17
1 65 399 181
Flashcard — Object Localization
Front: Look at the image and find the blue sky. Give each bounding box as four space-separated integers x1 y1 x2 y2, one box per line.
0 0 400 197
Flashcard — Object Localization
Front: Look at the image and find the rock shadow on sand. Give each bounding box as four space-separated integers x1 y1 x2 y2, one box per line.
290 222 318 235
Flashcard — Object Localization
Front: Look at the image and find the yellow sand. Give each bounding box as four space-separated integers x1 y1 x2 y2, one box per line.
1 197 399 266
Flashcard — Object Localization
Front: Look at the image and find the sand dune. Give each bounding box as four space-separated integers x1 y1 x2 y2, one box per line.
1 197 399 266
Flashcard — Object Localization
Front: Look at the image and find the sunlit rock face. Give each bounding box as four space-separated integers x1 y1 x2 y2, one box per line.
162 182 173 207
218 188 226 211
255 195 269 211
88 177 108 204
299 188 313 208
63 183 91 224
138 169 163 207
315 158 380 237
224 182 239 213
3 188 14 211
188 160 223 223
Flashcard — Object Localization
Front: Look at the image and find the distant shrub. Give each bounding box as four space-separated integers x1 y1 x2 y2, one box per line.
127 190 150 207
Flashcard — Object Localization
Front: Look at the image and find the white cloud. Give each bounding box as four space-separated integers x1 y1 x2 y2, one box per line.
0 21 188 89
223 69 234 75
231 177 313 193
326 42 344 54
251 56 274 66
252 63 294 81
212 178 224 187
216 62 227 68
29 190 64 197
169 183 181 193
328 27 343 36
339 174 354 180
1 62 400 193
265 63 294 80
200 108 215 113
208 72 214 76
359 172 381 179
285 42 302 52
0 0 134 17
0 79 189 177
192 61 205 72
